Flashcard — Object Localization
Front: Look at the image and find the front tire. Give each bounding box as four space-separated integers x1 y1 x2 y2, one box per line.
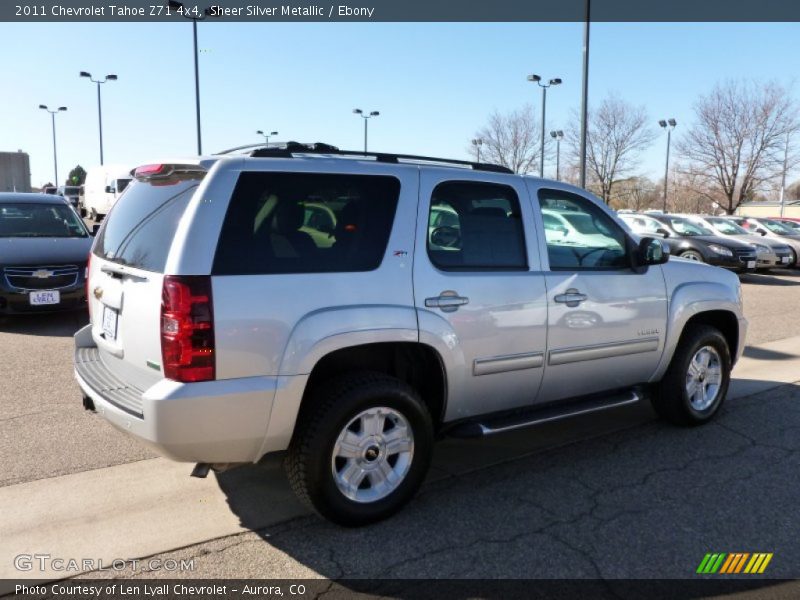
285 372 434 526
679 250 704 262
651 325 731 426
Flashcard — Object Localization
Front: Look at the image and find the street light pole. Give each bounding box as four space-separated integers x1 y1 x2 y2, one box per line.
659 119 677 212
39 105 67 185
169 1 216 155
80 72 117 165
471 138 483 163
353 109 380 153
550 130 564 180
256 130 279 145
527 74 562 177
192 18 202 154
579 0 591 189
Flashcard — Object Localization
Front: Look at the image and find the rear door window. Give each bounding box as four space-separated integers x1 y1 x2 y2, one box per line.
212 172 400 275
426 181 527 271
94 177 202 272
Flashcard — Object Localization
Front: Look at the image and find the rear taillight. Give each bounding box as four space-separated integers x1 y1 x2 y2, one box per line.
160 275 215 383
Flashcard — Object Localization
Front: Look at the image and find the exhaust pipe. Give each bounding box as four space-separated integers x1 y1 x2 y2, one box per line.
190 462 244 478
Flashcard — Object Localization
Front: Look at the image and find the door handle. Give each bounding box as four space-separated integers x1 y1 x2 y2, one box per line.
425 290 469 312
554 288 587 307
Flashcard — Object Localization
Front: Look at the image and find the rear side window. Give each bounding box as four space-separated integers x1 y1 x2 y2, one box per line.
94 178 201 272
213 172 400 275
426 181 527 271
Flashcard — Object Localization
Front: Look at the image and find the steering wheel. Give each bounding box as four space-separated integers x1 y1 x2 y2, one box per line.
431 226 461 248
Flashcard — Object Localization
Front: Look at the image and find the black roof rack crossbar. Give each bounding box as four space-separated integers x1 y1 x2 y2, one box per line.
244 141 514 174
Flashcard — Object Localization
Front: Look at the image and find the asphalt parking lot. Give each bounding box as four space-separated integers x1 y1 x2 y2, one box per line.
1 269 800 586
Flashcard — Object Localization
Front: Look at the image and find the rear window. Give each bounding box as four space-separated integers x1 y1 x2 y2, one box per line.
94 177 201 272
213 172 400 275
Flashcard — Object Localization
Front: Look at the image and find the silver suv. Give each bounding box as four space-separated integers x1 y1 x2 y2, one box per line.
74 143 747 526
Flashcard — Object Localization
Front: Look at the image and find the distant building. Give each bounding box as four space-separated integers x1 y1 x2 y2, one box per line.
736 200 800 219
0 151 32 192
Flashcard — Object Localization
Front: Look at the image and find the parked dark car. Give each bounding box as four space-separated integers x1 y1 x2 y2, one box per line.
0 193 93 314
620 213 757 272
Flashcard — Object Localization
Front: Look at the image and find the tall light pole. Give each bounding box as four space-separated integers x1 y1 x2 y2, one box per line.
257 130 279 145
39 105 67 185
169 1 215 155
579 0 591 189
353 109 379 153
659 118 677 212
79 72 117 165
527 74 562 177
550 130 564 181
779 132 790 217
471 138 484 163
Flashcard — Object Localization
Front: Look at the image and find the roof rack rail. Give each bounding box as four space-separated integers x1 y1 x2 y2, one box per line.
237 141 513 174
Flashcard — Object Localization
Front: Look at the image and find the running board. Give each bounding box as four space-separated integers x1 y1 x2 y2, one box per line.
447 390 643 438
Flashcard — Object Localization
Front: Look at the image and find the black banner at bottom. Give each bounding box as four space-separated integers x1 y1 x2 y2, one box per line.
2 579 799 600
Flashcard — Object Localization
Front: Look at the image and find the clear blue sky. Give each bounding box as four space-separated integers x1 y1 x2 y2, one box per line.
1 21 798 188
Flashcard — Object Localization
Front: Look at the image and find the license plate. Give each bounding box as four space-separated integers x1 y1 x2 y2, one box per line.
102 306 119 341
781 256 791 264
29 290 60 305
747 261 756 269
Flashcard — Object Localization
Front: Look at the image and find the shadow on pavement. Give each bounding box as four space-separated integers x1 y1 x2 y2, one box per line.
0 309 88 338
739 271 800 286
215 380 800 582
743 346 800 361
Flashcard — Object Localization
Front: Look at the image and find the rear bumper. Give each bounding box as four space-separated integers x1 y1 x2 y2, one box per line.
73 324 307 463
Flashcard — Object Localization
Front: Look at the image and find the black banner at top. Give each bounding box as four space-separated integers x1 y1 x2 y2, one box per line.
2 0 800 22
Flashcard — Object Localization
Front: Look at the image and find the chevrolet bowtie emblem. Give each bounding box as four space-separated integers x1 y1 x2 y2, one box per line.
32 269 53 279
93 287 103 300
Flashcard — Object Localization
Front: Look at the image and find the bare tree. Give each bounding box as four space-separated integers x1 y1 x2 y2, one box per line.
470 105 541 173
677 80 799 214
612 176 658 210
567 95 656 204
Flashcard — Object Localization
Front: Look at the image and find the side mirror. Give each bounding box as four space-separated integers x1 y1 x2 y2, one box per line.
656 228 670 238
91 224 100 236
759 229 767 236
637 236 668 268
104 185 115 194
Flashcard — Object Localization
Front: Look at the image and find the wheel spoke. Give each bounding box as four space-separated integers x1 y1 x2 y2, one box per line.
694 385 705 405
377 458 398 485
335 431 362 459
362 410 385 436
383 425 412 455
705 367 722 385
339 460 367 493
686 379 699 398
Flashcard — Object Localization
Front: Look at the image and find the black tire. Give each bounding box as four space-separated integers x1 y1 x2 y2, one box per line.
651 325 731 426
679 250 704 262
285 371 434 526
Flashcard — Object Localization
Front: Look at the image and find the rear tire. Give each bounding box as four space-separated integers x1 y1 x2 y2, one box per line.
651 325 731 426
285 371 434 526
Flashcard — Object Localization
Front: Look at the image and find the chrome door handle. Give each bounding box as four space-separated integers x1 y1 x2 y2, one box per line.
554 288 587 307
425 290 469 312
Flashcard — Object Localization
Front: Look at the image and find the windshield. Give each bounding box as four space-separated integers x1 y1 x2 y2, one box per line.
780 220 800 232
0 203 88 238
662 216 713 236
63 186 80 195
707 217 748 235
761 219 795 234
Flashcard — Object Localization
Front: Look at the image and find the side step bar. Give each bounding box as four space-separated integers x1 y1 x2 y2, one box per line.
448 390 643 438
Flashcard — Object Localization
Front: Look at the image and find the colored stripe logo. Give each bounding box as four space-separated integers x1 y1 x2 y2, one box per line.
697 553 773 574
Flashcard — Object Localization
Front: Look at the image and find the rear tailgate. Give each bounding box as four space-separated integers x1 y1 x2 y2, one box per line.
87 166 206 391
